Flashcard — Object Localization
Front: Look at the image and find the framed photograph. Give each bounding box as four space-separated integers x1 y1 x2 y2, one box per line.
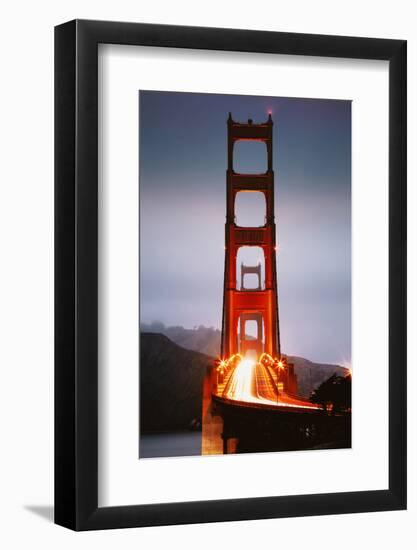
55 20 406 530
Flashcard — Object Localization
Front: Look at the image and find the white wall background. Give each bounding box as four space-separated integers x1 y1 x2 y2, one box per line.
0 0 415 548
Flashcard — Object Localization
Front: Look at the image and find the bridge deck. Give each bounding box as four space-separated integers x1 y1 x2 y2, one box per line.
214 360 319 412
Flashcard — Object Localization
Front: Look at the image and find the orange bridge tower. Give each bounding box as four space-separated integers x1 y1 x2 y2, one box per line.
221 113 281 361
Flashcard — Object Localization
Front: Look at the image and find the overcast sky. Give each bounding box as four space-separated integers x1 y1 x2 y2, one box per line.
139 91 351 365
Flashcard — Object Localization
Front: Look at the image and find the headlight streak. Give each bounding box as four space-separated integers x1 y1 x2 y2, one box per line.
221 358 319 411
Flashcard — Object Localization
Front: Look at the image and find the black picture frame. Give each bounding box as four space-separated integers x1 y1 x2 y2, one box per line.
55 19 407 531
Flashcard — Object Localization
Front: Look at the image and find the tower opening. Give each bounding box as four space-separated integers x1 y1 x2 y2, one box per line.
242 273 260 290
244 319 258 339
234 191 266 227
238 313 265 358
233 140 268 174
236 246 264 290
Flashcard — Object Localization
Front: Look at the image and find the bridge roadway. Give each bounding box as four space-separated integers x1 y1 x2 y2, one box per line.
216 359 319 412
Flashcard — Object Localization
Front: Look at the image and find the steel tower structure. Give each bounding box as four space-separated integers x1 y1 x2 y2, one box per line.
221 113 281 361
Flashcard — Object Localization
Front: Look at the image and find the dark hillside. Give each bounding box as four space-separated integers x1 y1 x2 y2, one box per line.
140 332 212 433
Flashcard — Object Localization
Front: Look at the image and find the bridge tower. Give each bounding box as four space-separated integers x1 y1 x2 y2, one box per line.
221 113 281 361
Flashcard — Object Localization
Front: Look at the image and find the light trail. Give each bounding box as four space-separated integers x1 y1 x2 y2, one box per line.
223 359 257 403
221 358 319 411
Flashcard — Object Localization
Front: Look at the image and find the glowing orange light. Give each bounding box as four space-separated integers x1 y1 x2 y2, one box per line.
221 358 319 410
223 359 256 402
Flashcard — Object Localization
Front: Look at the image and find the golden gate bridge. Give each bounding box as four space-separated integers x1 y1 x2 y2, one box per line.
201 114 349 455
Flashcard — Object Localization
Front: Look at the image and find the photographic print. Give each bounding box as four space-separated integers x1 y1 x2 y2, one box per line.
139 91 351 459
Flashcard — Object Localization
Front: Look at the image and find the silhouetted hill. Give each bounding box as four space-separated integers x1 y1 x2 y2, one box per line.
141 322 221 358
287 356 349 398
140 332 212 433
